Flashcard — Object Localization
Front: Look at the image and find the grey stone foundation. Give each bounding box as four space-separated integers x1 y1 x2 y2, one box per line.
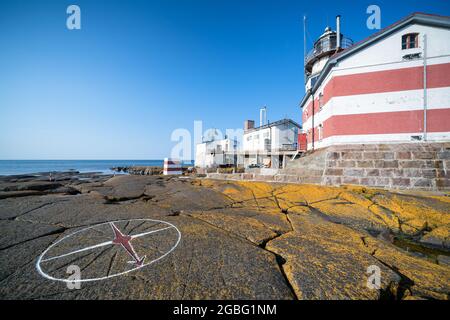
205 143 450 190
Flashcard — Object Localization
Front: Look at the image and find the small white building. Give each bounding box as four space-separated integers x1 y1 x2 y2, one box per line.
242 119 301 168
195 138 238 168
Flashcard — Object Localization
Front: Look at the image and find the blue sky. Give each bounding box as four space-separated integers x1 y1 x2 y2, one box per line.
0 0 449 159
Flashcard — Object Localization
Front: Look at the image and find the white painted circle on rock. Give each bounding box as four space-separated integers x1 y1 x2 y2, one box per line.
36 219 181 282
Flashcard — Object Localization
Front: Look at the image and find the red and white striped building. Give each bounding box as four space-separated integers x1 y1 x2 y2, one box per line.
163 158 182 175
300 13 450 151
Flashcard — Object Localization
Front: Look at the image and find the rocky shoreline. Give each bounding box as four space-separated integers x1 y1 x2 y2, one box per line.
0 171 449 299
0 171 114 199
111 166 163 175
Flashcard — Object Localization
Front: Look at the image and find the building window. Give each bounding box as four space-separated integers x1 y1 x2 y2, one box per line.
402 33 419 50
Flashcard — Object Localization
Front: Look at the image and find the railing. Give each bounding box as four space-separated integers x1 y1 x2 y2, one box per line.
277 143 298 151
305 36 353 64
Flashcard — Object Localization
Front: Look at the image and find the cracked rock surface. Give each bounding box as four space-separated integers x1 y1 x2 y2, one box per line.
0 173 449 300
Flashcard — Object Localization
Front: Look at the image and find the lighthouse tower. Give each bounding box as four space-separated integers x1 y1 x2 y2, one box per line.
304 16 353 91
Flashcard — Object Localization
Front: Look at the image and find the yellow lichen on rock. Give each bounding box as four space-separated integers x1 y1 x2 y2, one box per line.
275 184 341 205
372 193 450 230
362 236 450 299
285 205 312 215
190 210 279 246
197 178 450 299
339 191 374 208
267 214 401 300
201 179 449 238
229 181 274 201
430 195 450 203
311 199 389 232
420 225 450 248
368 204 401 233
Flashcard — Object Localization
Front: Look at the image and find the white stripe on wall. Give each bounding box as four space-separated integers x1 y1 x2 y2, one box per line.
302 87 450 130
307 132 450 150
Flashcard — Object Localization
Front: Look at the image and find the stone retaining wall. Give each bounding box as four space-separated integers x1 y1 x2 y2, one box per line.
205 143 450 190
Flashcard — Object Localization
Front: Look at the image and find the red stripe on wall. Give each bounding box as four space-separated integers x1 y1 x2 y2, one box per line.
303 63 450 123
303 98 319 123
428 63 450 88
321 108 450 137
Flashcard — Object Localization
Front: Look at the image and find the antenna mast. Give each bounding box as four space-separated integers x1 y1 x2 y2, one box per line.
303 15 307 84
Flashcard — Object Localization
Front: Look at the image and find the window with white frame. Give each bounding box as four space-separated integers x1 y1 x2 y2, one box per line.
402 33 419 50
319 93 324 111
318 124 323 141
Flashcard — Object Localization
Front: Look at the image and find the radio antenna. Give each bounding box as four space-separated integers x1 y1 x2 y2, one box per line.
303 15 307 84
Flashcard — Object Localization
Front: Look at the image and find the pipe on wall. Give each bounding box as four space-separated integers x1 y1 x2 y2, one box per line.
311 90 315 150
423 33 428 141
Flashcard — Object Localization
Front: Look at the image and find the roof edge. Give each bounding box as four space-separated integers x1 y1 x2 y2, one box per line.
245 118 302 133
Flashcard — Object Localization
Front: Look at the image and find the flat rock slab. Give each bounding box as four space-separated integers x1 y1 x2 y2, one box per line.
0 190 44 200
145 180 232 212
0 181 62 192
363 236 450 299
7 194 172 228
267 214 401 300
0 217 294 300
311 199 390 233
0 220 65 251
0 175 449 300
190 209 282 246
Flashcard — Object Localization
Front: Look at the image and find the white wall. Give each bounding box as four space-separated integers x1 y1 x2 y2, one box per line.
275 124 298 149
243 128 271 153
337 24 450 69
307 132 450 150
195 138 238 168
311 56 331 76
243 123 299 153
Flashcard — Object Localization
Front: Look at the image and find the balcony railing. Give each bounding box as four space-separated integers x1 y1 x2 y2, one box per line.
305 36 353 64
277 143 298 151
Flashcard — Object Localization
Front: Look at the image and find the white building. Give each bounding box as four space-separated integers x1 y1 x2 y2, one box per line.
242 119 301 168
195 138 238 168
301 13 450 150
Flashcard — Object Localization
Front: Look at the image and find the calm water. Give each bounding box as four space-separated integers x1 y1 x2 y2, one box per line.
0 160 193 176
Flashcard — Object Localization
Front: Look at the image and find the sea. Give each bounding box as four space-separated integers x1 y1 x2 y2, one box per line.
0 160 194 176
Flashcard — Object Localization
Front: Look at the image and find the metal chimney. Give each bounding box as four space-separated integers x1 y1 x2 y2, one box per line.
336 15 341 50
260 106 267 127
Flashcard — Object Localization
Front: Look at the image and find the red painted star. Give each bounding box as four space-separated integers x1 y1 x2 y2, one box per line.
110 222 146 266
